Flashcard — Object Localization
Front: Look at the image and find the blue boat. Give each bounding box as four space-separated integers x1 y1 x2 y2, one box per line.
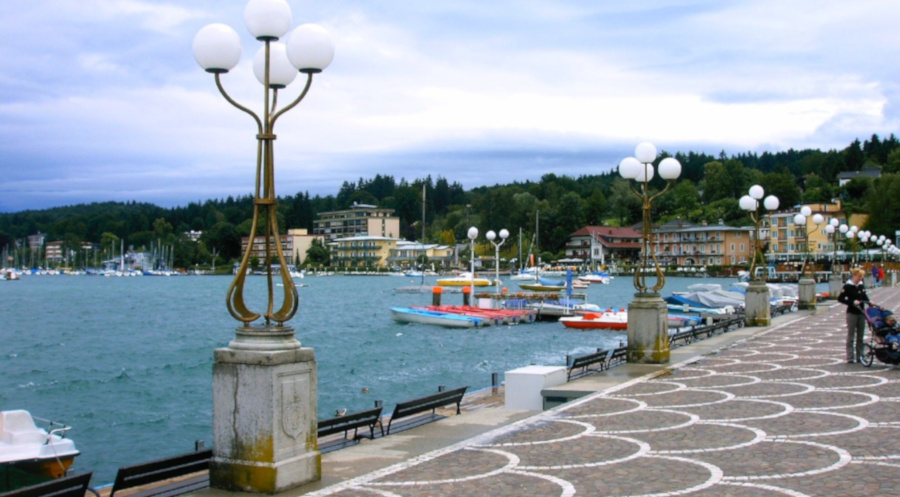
389 307 484 328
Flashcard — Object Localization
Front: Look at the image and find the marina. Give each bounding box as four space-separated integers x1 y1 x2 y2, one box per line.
1 273 810 485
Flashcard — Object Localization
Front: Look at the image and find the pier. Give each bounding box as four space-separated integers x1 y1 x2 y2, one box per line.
262 285 900 496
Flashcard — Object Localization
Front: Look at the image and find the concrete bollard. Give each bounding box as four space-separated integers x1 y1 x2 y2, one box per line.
462 286 471 306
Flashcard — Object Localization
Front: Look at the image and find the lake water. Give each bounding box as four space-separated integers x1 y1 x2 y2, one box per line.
1 272 741 484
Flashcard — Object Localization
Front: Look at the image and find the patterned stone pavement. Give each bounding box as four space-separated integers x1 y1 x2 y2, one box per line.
303 287 900 497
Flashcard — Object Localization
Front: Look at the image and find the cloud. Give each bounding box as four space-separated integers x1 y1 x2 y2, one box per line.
1 0 899 212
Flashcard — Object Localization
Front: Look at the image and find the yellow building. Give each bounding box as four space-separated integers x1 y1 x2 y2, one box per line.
240 229 324 266
388 241 455 270
313 203 400 242
330 235 400 268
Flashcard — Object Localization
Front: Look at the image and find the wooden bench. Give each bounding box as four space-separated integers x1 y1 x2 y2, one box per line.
316 407 383 453
669 328 696 347
0 472 93 497
607 347 627 367
567 349 610 380
386 386 468 435
109 449 211 497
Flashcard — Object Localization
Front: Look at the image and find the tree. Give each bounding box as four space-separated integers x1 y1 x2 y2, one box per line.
305 238 330 266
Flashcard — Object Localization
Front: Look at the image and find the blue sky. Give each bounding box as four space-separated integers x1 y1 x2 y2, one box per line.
1 0 898 212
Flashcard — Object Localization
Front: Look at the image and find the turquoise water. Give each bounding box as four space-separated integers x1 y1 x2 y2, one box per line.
0 273 737 484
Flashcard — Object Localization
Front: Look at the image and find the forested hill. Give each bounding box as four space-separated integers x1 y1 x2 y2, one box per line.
1 134 899 268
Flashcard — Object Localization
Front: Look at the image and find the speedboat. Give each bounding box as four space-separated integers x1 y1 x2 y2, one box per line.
436 272 492 287
0 410 80 485
578 272 611 284
560 309 628 330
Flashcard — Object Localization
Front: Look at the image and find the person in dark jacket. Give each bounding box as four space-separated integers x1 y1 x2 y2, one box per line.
837 268 869 363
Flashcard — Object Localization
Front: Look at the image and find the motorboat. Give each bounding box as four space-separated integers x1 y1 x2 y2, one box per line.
519 277 566 292
390 307 484 328
436 272 493 287
0 410 80 487
578 272 611 284
560 309 628 330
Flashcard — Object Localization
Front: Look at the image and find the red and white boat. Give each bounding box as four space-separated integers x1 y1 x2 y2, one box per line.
560 309 628 330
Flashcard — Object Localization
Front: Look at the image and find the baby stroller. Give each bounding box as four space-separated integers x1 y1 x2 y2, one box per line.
860 304 900 366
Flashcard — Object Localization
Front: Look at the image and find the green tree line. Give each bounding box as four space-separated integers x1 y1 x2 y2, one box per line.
2 134 899 269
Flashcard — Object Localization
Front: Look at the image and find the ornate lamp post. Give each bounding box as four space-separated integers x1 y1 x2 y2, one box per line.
618 142 682 293
467 226 479 296
618 142 681 364
486 229 509 294
793 206 823 310
739 186 778 325
193 0 334 492
825 219 842 298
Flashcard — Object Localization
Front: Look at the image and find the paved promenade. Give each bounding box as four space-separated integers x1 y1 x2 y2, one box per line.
293 286 900 497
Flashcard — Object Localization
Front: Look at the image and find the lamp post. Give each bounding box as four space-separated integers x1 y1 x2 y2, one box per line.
468 226 479 296
486 229 509 294
193 0 334 492
618 142 682 293
739 186 779 325
792 206 823 310
618 142 681 364
825 219 842 298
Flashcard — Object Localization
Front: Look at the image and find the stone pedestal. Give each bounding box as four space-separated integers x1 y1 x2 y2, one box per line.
828 275 842 299
798 278 816 310
744 280 771 326
211 326 320 494
891 272 898 287
626 293 669 364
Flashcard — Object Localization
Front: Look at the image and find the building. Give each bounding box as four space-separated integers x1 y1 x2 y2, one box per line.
566 220 754 270
45 241 64 263
769 201 867 264
564 226 641 267
657 221 754 267
240 229 325 266
313 203 400 242
837 167 881 186
330 235 400 268
387 241 455 270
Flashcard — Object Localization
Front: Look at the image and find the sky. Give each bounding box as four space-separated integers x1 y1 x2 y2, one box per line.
1 0 899 212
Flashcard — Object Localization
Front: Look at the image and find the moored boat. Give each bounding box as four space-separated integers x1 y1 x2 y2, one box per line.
0 410 80 490
578 272 611 284
436 272 493 287
390 307 484 328
418 305 536 325
560 309 628 330
519 277 566 292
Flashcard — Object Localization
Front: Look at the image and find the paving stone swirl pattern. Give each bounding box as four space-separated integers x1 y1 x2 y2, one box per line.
307 289 900 497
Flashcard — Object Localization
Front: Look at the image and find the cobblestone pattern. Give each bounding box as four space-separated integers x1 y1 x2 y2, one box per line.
306 288 900 497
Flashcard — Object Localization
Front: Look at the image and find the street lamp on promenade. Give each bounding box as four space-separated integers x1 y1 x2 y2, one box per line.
486 229 509 294
793 206 823 310
618 142 682 294
825 218 841 298
468 226 479 296
618 142 681 364
739 185 778 325
193 0 334 492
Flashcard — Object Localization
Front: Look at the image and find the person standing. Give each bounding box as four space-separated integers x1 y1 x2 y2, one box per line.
837 268 869 363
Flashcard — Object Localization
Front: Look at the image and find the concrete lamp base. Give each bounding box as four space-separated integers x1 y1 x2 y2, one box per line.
627 292 670 364
744 280 771 326
798 278 816 310
211 326 320 494
828 275 842 300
